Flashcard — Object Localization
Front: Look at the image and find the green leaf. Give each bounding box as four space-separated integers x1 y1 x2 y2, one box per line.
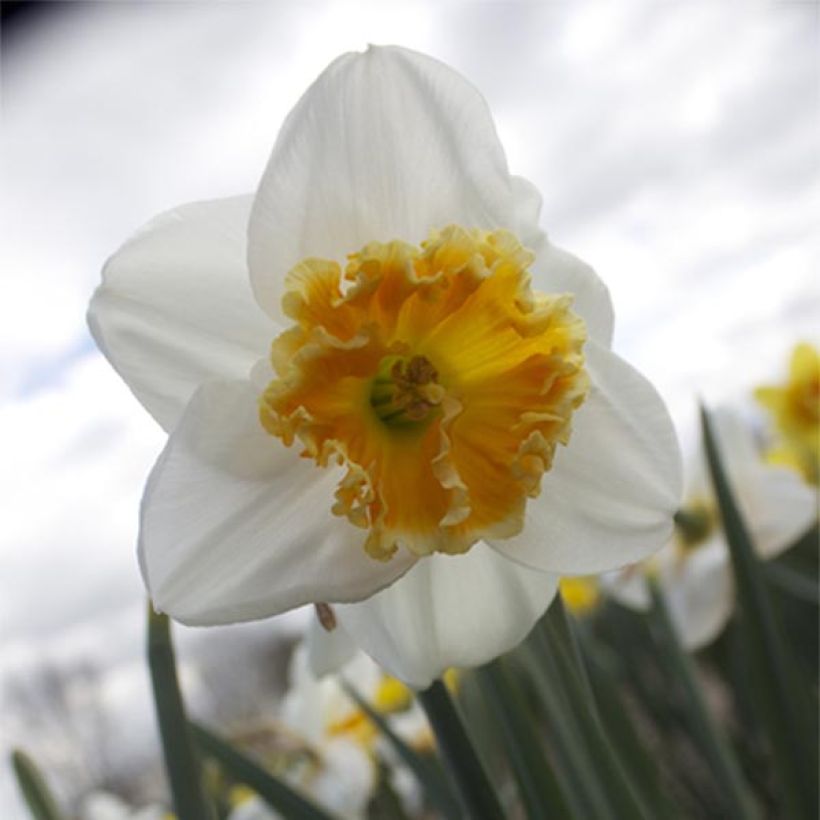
578 628 680 819
474 659 574 819
765 562 819 606
341 682 461 820
701 405 819 819
647 579 759 820
519 643 614 820
544 595 596 702
417 679 505 820
540 600 654 820
367 761 412 820
146 606 215 820
10 750 64 820
191 722 334 820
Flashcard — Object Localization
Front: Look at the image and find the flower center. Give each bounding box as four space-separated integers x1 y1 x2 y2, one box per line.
259 225 589 561
370 354 445 427
674 501 717 552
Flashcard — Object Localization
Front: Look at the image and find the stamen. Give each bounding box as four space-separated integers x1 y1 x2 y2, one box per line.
370 355 445 427
314 602 337 631
674 503 716 551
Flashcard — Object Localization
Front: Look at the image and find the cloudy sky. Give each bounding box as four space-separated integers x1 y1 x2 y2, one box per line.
1 1 817 815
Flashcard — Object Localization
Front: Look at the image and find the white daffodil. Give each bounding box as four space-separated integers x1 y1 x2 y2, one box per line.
89 46 681 687
229 641 429 820
605 408 817 649
304 614 437 750
303 611 437 813
80 792 168 820
270 646 378 819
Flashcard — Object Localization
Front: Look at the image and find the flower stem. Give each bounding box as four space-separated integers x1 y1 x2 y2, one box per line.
147 605 214 820
648 579 759 820
701 405 818 819
417 679 505 820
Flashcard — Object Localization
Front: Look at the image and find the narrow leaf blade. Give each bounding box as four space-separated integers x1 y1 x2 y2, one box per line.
701 405 818 819
342 682 461 820
542 602 653 820
647 579 759 819
417 679 505 820
191 722 335 820
10 750 64 820
146 606 214 820
475 660 574 819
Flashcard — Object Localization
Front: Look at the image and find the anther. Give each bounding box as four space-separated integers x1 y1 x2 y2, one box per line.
370 355 444 427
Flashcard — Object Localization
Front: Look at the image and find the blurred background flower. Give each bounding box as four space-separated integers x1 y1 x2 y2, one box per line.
756 342 820 486
1 1 817 816
604 406 816 649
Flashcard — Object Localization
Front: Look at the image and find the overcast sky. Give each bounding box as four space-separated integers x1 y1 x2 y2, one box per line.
1 1 817 815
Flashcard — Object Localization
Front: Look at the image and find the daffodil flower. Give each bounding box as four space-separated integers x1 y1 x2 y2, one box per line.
81 792 169 820
274 645 379 819
89 46 681 687
605 408 816 649
229 642 428 820
293 643 437 804
756 342 819 485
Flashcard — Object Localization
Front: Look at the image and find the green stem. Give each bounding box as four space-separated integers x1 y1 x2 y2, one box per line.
147 606 214 820
342 683 461 820
701 406 818 819
475 660 573 819
11 750 65 820
417 679 505 820
538 614 651 820
648 579 759 820
191 723 333 820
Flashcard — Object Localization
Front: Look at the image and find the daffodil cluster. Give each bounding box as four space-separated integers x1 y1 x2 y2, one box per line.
227 640 440 820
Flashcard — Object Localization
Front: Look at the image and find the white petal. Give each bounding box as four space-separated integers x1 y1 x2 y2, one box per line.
706 408 817 559
389 765 425 818
311 739 377 820
228 799 280 820
601 565 652 612
249 46 524 321
81 793 133 820
388 704 432 749
335 543 558 688
739 465 817 558
282 648 353 747
88 196 273 431
140 381 414 625
660 538 733 651
510 174 546 248
490 340 683 574
305 615 359 678
510 174 614 346
529 236 615 346
280 654 328 747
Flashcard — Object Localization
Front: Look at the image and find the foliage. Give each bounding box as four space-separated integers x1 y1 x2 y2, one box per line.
12 408 818 819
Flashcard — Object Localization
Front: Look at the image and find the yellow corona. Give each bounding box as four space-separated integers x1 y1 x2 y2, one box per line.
260 226 589 561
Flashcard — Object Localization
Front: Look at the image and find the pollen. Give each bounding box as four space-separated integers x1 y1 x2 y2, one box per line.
259 225 589 561
370 354 445 426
